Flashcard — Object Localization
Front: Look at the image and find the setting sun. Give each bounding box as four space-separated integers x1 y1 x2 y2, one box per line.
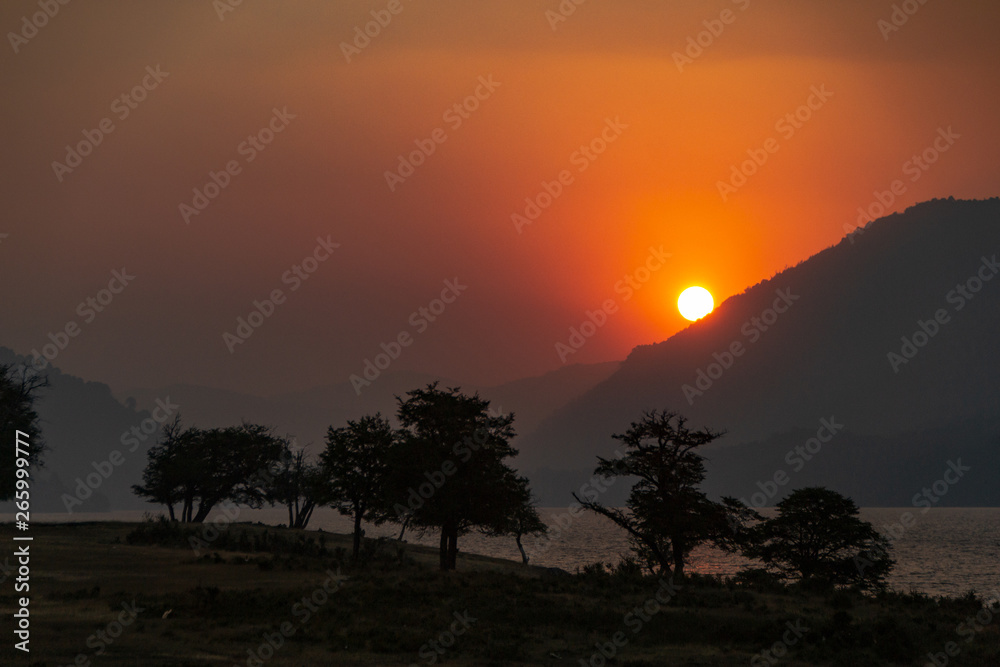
678 286 714 321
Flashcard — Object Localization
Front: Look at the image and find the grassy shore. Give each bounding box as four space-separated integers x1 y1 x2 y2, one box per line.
0 521 997 666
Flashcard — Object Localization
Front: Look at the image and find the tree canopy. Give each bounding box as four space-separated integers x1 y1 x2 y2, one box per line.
574 410 748 578
321 412 396 558
0 363 48 501
389 382 533 570
742 486 894 591
133 418 287 522
266 444 325 529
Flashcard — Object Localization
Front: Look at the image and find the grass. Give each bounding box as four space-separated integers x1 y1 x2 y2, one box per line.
0 520 997 666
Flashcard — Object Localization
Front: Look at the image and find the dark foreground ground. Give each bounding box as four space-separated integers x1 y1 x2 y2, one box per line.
0 521 997 666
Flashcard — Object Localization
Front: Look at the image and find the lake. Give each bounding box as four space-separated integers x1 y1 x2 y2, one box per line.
12 507 999 599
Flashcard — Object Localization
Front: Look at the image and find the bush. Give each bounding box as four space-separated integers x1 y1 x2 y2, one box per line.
610 555 644 579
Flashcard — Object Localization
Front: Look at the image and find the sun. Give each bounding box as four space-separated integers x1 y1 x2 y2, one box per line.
678 286 714 321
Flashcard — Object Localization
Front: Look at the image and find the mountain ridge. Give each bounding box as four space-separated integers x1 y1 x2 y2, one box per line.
517 198 1000 505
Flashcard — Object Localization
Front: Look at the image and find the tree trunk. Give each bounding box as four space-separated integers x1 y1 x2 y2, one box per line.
192 501 213 523
297 501 315 530
515 533 528 565
672 536 685 580
397 517 409 542
447 527 458 570
166 503 176 522
439 527 449 570
353 512 363 560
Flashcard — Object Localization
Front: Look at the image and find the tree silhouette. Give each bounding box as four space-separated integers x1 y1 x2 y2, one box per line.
483 472 546 564
0 363 48 501
742 487 894 591
133 418 286 522
321 413 395 559
132 416 187 520
574 410 743 578
266 445 325 529
391 382 526 570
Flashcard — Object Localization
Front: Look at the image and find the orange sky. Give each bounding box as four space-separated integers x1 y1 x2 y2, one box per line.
2 1 998 394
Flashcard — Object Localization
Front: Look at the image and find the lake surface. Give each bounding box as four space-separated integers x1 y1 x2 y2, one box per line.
12 507 999 599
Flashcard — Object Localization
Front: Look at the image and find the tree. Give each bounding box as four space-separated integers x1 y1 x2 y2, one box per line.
132 416 187 520
133 419 287 522
483 472 546 565
573 410 742 578
267 444 326 529
320 413 396 559
391 382 526 570
0 363 48 501
742 487 894 591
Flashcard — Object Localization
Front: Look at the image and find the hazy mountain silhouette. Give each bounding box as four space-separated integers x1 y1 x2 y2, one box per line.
6 198 997 511
123 363 619 455
519 198 1000 506
0 347 157 513
1 353 616 514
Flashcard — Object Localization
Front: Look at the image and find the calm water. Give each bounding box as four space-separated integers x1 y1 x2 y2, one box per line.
14 507 999 599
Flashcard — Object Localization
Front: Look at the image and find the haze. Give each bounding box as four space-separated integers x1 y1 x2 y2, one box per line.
2 0 998 395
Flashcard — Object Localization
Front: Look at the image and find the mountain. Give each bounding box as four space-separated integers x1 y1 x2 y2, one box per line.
2 348 616 514
518 198 1000 506
8 198 997 512
121 371 452 452
122 362 619 454
0 347 157 513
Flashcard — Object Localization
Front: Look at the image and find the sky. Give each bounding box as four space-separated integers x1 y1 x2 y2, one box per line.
1 0 998 396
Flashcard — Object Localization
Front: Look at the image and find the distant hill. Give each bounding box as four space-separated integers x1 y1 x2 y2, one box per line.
122 362 619 453
519 198 1000 506
1 351 617 514
0 348 155 513
7 198 997 512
